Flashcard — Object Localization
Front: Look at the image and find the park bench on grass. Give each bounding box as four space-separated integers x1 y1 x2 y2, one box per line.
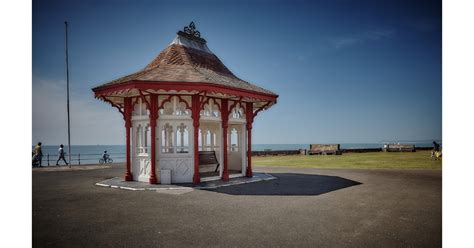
308 144 342 155
199 151 220 173
383 144 416 152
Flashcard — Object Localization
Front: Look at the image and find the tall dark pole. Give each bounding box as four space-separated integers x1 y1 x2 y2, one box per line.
65 21 71 167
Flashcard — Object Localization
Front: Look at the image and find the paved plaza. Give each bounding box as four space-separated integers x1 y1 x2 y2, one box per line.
33 164 441 247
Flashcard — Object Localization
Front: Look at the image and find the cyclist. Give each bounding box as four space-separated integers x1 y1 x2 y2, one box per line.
102 150 110 163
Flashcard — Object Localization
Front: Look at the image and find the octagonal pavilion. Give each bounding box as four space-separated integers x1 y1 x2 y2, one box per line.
92 22 278 184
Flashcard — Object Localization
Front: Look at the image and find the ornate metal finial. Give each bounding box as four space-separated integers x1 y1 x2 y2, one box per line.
183 21 201 38
177 21 206 43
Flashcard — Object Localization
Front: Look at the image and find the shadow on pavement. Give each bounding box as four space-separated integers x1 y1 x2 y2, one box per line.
206 173 362 196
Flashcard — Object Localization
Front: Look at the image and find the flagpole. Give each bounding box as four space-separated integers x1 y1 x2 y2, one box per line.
65 21 71 167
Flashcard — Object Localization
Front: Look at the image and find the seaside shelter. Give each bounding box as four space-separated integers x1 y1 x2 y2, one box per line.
92 22 278 184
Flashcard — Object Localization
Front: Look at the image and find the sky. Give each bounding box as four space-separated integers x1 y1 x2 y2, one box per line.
32 0 442 145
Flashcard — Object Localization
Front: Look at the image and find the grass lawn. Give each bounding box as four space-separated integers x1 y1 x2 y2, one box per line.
253 150 441 170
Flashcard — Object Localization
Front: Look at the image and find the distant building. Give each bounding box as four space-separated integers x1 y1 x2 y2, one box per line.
92 22 278 184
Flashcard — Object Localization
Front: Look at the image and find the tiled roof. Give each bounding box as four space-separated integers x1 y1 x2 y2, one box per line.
93 34 276 96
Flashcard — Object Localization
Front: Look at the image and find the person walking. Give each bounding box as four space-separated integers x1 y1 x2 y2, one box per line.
431 141 441 160
433 141 440 152
33 142 43 167
56 144 68 166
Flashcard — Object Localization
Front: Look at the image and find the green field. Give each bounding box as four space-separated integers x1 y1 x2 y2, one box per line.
253 150 441 170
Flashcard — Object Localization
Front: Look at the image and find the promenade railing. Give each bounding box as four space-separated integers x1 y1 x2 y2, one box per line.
41 152 126 166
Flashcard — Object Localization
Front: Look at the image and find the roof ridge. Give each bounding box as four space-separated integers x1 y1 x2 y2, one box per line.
144 46 174 69
179 43 195 67
180 45 235 84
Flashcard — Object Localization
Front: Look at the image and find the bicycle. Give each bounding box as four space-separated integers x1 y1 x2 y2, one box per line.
99 157 114 164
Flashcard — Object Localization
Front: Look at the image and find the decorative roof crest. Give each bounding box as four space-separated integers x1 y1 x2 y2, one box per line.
184 22 200 38
177 21 207 44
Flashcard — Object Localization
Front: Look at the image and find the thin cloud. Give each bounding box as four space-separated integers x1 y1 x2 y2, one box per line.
329 29 395 49
406 17 440 32
32 78 124 145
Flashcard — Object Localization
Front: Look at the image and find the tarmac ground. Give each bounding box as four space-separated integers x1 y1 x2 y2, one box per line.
32 164 441 247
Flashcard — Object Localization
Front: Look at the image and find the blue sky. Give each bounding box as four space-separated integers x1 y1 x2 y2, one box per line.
32 0 441 145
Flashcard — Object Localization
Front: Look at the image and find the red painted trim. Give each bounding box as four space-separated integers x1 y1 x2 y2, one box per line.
93 81 278 102
228 97 243 118
100 96 124 116
246 102 253 177
148 94 158 184
132 96 140 107
158 95 173 109
252 101 271 121
221 99 230 181
200 96 211 110
192 95 201 184
138 90 151 110
211 98 222 111
199 92 208 109
124 98 133 181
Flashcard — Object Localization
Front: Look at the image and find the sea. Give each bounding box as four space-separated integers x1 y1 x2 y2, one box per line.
35 141 439 165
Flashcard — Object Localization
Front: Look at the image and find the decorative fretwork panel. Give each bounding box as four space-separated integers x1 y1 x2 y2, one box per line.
200 98 221 118
132 98 149 116
139 159 150 176
159 96 191 116
230 102 245 119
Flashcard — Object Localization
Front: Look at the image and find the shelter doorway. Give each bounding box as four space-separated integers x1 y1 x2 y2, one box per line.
228 124 246 177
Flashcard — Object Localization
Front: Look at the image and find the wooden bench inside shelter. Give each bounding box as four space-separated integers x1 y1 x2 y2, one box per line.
198 151 220 173
308 144 342 155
